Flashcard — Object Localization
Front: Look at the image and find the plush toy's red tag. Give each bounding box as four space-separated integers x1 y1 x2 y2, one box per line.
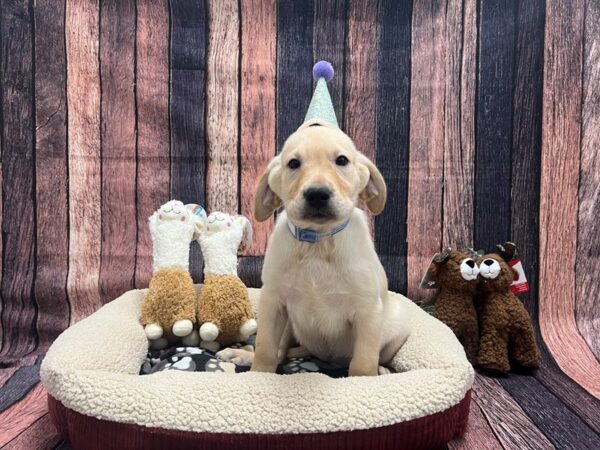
509 258 529 294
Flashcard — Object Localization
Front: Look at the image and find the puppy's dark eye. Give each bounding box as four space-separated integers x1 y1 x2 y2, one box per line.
288 158 301 169
335 155 349 166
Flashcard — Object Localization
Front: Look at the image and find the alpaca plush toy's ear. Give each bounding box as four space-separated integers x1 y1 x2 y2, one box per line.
186 203 207 239
235 215 253 254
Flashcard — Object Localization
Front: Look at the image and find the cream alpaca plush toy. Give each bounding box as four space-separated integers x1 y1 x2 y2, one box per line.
195 212 257 351
140 200 206 349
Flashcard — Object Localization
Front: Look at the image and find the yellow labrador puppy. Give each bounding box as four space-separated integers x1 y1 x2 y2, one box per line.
218 120 411 376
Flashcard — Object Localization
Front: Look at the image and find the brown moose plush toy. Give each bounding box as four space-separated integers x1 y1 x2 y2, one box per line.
424 248 480 364
476 243 539 374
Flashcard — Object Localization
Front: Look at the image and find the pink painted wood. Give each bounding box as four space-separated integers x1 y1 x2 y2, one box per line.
407 0 446 301
134 0 171 287
240 0 277 255
65 0 103 323
206 0 239 213
540 0 600 398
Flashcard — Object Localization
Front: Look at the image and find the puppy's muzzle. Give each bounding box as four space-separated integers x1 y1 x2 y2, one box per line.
302 186 336 220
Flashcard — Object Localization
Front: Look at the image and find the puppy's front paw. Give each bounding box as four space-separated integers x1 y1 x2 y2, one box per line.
348 360 378 377
217 348 254 366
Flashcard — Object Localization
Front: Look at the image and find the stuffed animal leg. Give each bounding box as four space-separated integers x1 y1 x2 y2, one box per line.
195 212 257 349
140 200 206 349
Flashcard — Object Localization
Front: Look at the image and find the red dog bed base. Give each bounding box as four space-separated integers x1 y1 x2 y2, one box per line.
49 391 471 450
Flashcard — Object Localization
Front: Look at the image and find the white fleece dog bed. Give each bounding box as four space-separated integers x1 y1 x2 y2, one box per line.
41 287 474 450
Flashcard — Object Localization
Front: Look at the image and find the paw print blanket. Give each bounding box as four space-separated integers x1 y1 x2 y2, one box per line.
140 336 350 378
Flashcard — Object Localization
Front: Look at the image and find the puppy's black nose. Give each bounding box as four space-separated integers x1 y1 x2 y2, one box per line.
304 187 332 208
483 259 494 266
465 259 475 268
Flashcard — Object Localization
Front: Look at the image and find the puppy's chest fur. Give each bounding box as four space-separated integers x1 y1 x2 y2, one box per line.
265 218 380 362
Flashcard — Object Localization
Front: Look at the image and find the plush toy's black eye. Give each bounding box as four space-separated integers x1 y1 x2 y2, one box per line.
288 158 301 169
335 155 349 166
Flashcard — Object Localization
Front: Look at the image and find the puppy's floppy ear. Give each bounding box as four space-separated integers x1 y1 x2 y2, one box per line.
357 153 387 215
254 155 282 222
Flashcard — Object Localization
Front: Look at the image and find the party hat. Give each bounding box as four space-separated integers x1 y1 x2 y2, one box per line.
304 61 338 127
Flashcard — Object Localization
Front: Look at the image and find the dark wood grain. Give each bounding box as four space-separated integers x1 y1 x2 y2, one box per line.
474 375 553 449
539 0 600 398
509 0 600 431
534 343 600 433
375 0 411 294
170 0 207 282
407 0 447 301
240 0 276 255
206 0 239 213
442 0 476 250
0 383 48 447
135 0 171 288
276 0 313 149
65 0 103 323
498 372 600 449
238 256 264 289
99 0 137 303
510 0 544 324
0 0 37 358
313 0 346 127
345 0 376 232
448 397 502 450
576 0 600 360
0 355 41 412
474 0 515 251
3 413 59 450
33 0 70 353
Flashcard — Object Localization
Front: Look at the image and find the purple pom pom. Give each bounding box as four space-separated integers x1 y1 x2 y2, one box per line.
312 61 334 82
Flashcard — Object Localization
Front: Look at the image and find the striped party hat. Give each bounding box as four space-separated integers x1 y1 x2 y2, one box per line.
304 61 338 128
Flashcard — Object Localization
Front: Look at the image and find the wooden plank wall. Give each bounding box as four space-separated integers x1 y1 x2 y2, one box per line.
0 0 599 447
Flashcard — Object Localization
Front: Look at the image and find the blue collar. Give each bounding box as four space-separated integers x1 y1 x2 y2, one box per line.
287 218 350 243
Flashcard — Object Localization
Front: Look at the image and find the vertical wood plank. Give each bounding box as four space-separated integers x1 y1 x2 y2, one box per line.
135 0 170 288
206 0 239 213
406 0 445 301
474 0 515 251
576 0 600 359
313 0 346 126
345 0 376 232
238 256 264 288
345 0 376 161
375 0 411 293
170 0 207 282
0 0 37 357
33 0 70 352
540 0 600 399
510 0 544 318
442 0 476 250
509 0 600 427
276 0 313 150
99 0 137 302
240 0 276 255
66 0 103 323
